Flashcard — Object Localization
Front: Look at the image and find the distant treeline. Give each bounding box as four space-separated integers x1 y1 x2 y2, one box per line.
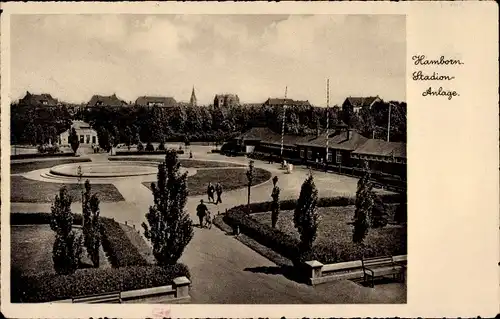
10 101 406 149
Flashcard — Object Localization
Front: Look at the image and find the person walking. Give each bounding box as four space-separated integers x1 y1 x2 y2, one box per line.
207 182 215 203
215 182 223 205
196 199 209 228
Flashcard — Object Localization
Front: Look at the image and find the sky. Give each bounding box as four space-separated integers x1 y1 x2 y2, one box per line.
10 14 406 106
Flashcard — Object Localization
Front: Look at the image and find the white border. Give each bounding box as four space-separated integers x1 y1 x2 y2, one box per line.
1 2 499 318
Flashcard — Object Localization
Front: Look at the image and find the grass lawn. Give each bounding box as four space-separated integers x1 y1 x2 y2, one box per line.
119 223 156 264
109 157 245 168
11 158 91 174
11 225 111 276
143 167 272 196
11 176 125 203
252 205 407 262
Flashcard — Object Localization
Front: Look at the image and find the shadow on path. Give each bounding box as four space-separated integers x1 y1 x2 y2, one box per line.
244 265 308 285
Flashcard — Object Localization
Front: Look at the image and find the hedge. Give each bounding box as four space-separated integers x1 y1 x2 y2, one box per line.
11 212 83 225
115 150 184 156
223 194 405 265
11 152 76 160
100 218 149 267
11 263 190 303
229 194 400 215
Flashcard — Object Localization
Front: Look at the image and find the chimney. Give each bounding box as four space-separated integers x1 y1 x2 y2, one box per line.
346 128 352 140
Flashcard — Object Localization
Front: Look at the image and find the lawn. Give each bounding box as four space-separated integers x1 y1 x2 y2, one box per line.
119 223 156 264
11 158 91 174
109 157 245 168
252 205 407 262
143 167 272 196
11 176 125 203
11 225 111 276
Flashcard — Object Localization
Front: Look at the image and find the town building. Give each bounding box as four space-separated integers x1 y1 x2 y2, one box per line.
190 87 197 107
135 96 177 107
263 98 311 108
341 96 382 114
59 120 99 146
18 91 59 107
214 94 240 108
87 94 128 107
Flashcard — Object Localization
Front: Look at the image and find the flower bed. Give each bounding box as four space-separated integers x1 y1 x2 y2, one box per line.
10 152 77 160
11 264 190 303
223 194 405 265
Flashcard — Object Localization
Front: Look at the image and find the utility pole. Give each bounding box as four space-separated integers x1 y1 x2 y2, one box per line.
325 79 330 164
280 86 288 159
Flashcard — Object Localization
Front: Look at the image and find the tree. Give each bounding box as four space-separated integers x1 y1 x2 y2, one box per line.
394 193 407 224
270 176 281 228
246 160 255 212
371 194 388 228
68 127 80 155
82 180 101 267
142 150 194 266
353 161 373 244
293 173 320 261
50 186 82 275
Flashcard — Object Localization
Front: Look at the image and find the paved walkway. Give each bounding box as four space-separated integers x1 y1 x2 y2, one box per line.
10 146 404 304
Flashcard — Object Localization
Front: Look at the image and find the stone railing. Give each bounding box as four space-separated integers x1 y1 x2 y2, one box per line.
53 276 191 304
305 255 407 286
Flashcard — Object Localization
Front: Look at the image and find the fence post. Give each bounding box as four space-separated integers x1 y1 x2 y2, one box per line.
305 260 324 285
173 276 191 299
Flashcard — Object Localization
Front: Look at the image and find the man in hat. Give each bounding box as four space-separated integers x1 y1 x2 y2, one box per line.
196 199 209 228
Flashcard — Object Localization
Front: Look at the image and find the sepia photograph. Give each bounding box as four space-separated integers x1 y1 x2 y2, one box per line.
6 13 407 305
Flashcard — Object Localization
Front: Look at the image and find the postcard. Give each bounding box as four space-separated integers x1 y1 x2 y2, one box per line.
0 1 498 318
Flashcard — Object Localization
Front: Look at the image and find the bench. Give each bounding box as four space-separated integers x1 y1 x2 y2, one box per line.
72 291 122 303
361 256 405 288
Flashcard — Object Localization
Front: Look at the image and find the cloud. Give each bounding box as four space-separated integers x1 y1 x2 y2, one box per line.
10 14 406 105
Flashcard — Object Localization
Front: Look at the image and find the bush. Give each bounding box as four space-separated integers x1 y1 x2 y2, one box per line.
11 263 191 303
158 142 166 151
100 218 149 267
137 142 144 152
115 150 184 156
145 142 154 152
37 144 60 154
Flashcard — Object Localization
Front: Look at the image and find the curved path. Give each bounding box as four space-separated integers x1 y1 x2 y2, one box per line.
10 145 403 304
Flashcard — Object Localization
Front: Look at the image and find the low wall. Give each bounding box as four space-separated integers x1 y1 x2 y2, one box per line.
53 276 191 304
305 255 407 286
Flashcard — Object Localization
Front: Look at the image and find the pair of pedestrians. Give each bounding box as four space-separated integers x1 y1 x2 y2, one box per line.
207 182 223 205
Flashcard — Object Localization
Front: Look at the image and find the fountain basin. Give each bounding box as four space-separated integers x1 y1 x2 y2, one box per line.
50 161 159 178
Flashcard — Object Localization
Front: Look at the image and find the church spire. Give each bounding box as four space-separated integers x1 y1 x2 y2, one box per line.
190 86 197 107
